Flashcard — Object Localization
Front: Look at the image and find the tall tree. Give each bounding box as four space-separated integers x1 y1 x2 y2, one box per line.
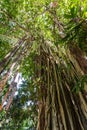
0 0 87 129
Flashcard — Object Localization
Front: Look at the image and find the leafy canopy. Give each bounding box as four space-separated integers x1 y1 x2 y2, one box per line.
0 0 87 129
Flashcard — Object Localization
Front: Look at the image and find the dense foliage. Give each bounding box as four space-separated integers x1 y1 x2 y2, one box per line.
0 0 87 129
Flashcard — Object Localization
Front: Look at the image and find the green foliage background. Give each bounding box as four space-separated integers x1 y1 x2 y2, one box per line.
0 0 87 129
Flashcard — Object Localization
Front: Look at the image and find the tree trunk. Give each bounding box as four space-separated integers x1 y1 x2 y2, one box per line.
37 43 87 130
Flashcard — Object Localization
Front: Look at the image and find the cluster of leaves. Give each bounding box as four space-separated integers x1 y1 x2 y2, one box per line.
72 74 87 93
0 40 12 61
0 0 87 129
0 79 38 130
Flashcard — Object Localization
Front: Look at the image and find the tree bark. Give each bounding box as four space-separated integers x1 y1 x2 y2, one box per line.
37 44 87 130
